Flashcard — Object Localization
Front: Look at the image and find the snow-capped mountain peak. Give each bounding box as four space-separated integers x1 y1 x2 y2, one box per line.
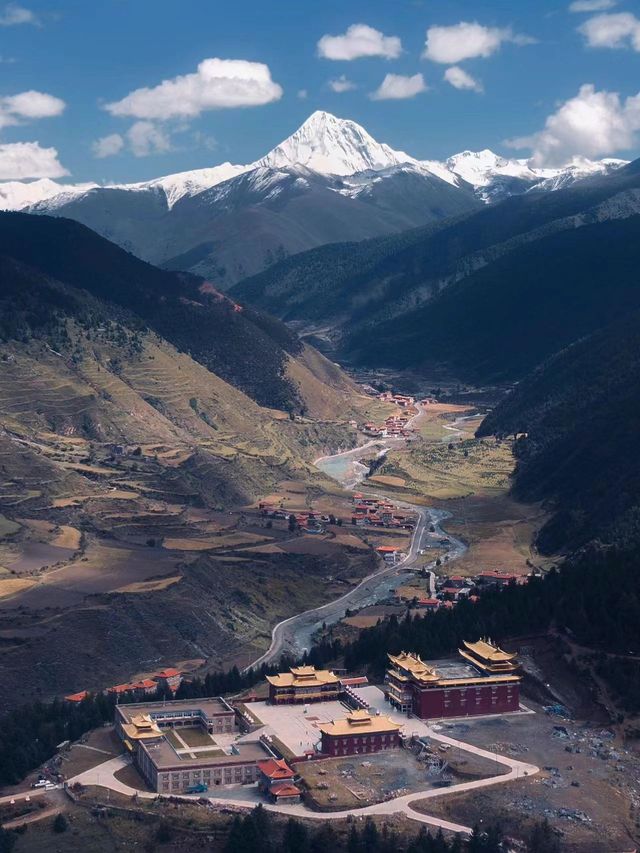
255 110 417 176
444 149 542 187
0 111 630 214
0 177 98 211
110 162 250 209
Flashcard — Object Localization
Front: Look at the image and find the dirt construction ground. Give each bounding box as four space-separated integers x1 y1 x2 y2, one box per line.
297 746 499 810
415 699 640 851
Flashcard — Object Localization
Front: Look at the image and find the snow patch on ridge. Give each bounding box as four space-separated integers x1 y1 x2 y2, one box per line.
3 111 631 213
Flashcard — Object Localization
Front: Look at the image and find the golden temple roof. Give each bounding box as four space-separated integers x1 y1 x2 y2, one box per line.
319 709 401 737
462 639 518 662
121 713 162 741
387 651 440 683
266 665 339 689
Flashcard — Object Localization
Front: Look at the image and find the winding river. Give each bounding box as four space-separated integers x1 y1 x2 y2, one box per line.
246 410 468 670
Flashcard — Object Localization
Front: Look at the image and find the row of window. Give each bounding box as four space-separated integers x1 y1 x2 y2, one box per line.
159 765 256 790
337 734 394 745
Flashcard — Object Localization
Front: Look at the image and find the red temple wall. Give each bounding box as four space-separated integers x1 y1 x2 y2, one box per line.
413 683 519 719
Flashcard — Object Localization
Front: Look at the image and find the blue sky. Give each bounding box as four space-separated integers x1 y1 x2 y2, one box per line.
2 0 640 182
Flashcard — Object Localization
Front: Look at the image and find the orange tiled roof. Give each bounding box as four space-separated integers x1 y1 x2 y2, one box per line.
65 691 88 702
257 758 295 780
155 668 181 678
269 782 301 797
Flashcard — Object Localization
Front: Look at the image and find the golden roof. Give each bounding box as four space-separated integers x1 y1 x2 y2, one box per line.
319 709 401 737
290 665 317 677
266 665 340 689
122 713 162 741
462 639 518 662
387 651 440 682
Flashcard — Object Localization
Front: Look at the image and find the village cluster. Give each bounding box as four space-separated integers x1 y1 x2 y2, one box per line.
394 569 529 613
92 639 523 805
64 667 183 704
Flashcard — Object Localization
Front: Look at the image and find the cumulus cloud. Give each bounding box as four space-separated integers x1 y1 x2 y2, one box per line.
0 3 39 26
329 75 357 93
0 141 68 178
578 12 640 49
105 58 282 120
370 73 427 101
569 0 616 11
126 121 171 157
317 23 402 61
506 83 640 166
92 123 172 159
0 89 65 129
92 133 125 159
443 66 483 92
423 21 533 64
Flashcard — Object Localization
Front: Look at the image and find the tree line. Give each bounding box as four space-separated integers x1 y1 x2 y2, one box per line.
222 805 560 853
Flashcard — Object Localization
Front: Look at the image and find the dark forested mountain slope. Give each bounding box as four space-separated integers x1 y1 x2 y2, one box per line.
31 163 479 290
478 311 640 553
233 158 640 381
0 211 304 410
348 215 640 380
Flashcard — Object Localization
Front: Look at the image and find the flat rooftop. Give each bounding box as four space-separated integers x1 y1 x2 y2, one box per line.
435 660 485 680
140 737 268 770
250 699 354 754
117 696 233 724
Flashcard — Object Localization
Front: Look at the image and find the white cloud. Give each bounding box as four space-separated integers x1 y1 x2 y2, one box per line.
0 90 65 129
126 121 171 157
92 133 125 159
370 73 427 101
3 91 64 119
569 0 616 12
578 12 640 49
423 21 532 64
297 89 308 100
0 4 39 26
92 123 173 159
506 83 640 166
0 141 68 178
443 66 483 92
329 75 357 93
317 23 402 61
105 58 283 121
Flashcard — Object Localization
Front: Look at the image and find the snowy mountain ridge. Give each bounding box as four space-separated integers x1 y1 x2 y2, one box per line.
5 111 629 212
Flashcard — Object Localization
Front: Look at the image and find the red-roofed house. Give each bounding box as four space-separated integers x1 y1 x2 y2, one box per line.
417 599 440 611
108 683 135 696
257 758 296 798
129 679 158 695
64 690 89 703
153 668 182 693
268 781 302 803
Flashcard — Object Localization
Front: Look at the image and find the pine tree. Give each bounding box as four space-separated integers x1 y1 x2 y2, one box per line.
283 818 310 853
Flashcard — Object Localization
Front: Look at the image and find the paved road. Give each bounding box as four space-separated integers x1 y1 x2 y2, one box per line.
245 404 467 668
0 786 60 806
69 718 539 837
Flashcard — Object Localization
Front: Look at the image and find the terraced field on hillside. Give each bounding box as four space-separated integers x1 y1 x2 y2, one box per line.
0 325 382 710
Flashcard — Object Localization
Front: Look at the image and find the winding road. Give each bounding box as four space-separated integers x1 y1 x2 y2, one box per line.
69 717 538 837
65 404 539 836
245 404 467 669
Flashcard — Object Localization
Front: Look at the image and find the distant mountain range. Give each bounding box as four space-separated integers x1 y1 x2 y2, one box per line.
234 155 640 384
0 111 625 288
